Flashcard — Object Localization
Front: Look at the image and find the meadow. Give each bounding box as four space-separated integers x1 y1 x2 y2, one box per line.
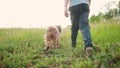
0 21 120 68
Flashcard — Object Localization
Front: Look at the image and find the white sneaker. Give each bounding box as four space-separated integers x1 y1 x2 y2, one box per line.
85 47 93 57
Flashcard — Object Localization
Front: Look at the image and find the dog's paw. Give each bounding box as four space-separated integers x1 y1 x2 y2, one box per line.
56 45 60 49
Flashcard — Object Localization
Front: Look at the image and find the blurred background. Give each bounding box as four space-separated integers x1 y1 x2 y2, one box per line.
0 0 119 28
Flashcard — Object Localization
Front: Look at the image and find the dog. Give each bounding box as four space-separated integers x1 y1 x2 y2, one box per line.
44 25 62 51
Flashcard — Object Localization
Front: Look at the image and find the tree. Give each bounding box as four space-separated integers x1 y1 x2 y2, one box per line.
90 1 120 23
90 13 103 23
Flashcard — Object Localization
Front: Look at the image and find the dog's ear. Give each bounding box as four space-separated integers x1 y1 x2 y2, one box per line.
56 25 62 33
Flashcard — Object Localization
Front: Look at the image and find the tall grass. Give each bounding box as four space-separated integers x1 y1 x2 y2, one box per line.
0 22 120 68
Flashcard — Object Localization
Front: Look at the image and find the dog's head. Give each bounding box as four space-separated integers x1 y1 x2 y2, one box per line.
46 26 57 35
46 25 62 34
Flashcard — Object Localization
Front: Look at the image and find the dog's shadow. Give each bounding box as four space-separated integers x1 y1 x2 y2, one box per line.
42 48 60 57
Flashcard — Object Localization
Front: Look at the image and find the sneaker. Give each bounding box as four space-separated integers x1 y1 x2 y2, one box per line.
72 47 75 52
85 47 93 57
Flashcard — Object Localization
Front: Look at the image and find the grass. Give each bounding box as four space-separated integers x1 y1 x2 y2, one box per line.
0 22 120 68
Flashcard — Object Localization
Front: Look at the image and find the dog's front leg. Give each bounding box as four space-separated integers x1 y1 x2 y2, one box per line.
45 40 51 50
53 39 58 49
53 39 59 49
56 38 60 48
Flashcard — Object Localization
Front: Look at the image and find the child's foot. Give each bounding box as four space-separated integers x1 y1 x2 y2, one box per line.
85 47 93 57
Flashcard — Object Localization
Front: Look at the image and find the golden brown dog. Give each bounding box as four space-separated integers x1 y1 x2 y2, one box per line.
44 25 62 50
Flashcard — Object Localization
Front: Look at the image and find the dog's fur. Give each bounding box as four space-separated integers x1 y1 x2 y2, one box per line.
44 25 62 50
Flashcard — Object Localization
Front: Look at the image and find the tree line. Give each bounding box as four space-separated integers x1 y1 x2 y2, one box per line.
90 1 120 23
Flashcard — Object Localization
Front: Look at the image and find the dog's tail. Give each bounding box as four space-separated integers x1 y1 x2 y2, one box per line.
56 25 62 33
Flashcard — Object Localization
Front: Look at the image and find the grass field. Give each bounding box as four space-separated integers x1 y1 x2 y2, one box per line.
0 22 120 68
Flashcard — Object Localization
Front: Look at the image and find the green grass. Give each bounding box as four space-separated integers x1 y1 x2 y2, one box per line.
0 22 120 68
